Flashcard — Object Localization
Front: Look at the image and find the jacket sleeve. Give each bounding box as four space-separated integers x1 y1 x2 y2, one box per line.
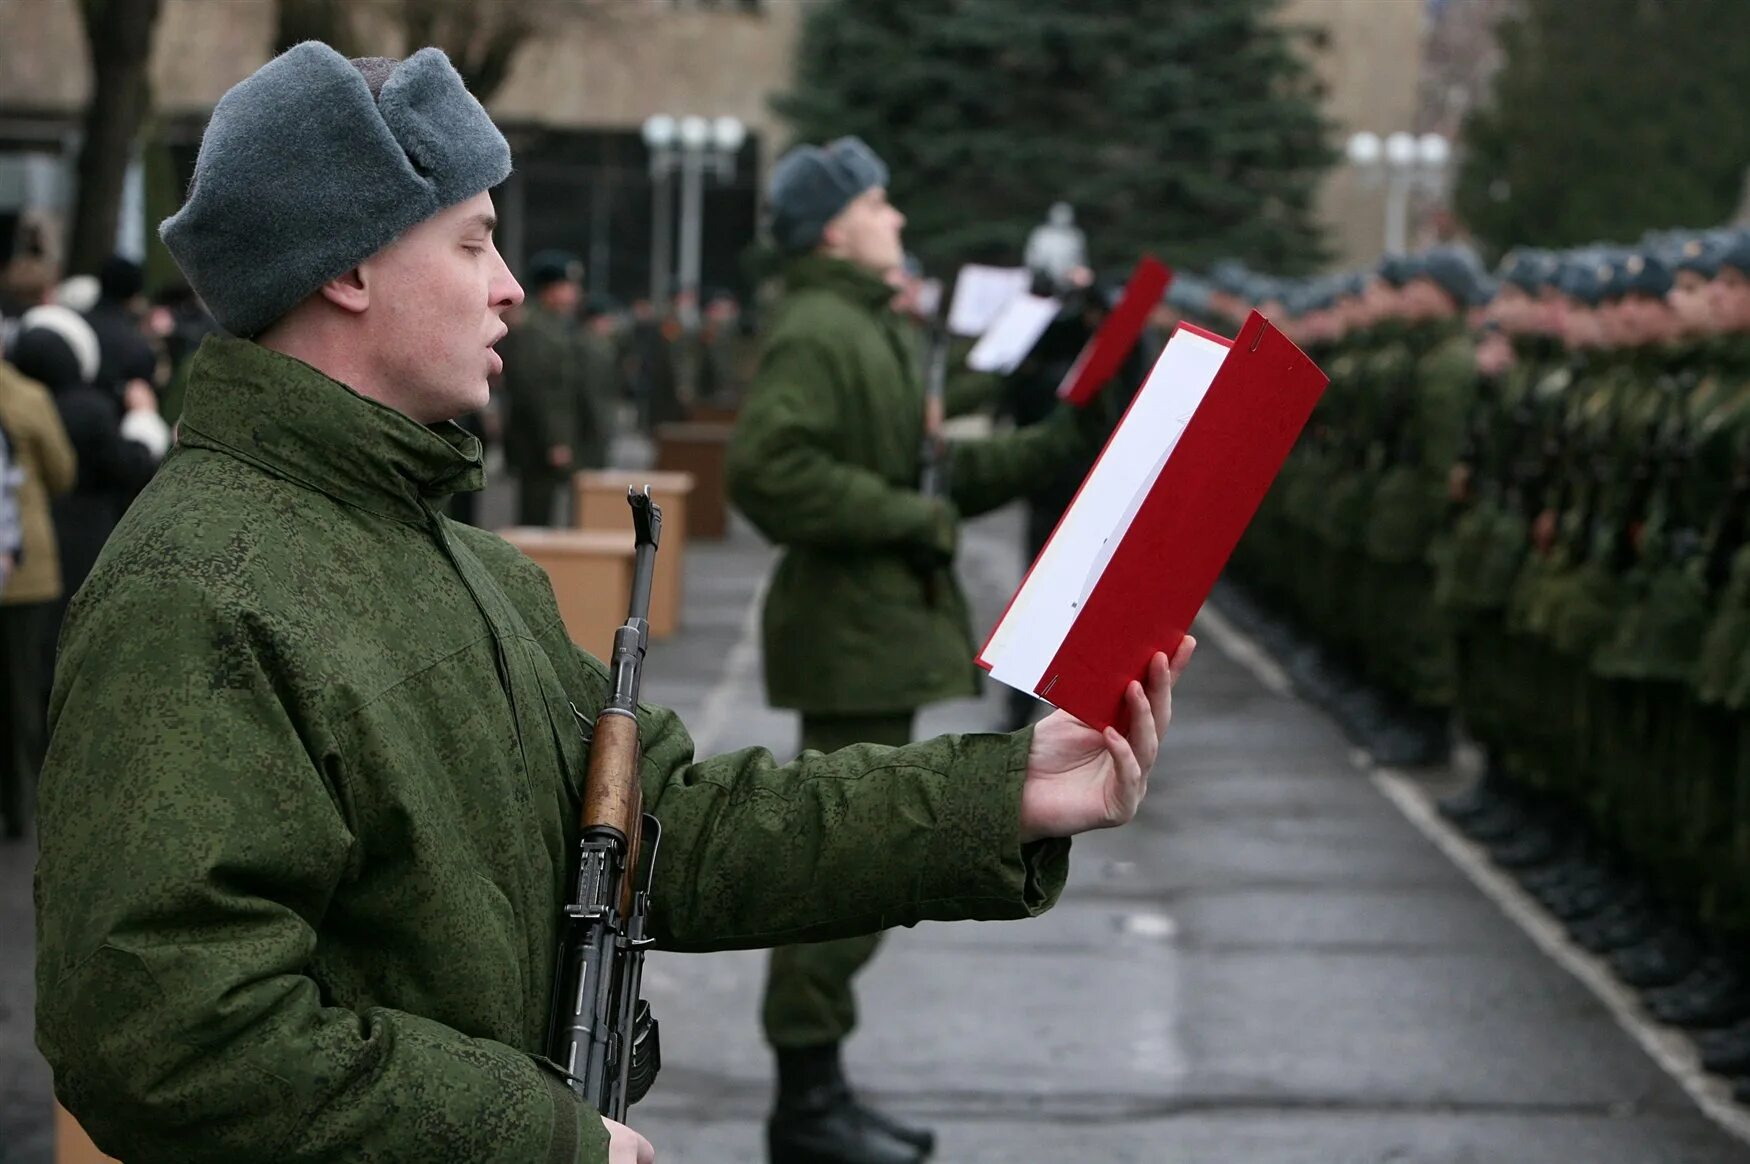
727 334 946 550
944 368 1005 418
947 404 1087 519
35 579 609 1164
554 649 1070 952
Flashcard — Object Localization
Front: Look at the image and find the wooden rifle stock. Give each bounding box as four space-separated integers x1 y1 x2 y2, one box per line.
547 487 664 1120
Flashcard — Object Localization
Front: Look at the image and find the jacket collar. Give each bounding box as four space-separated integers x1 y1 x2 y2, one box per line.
175 336 483 526
781 253 897 313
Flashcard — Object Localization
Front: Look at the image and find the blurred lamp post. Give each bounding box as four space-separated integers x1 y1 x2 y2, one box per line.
642 112 745 320
641 114 678 309
1345 130 1450 254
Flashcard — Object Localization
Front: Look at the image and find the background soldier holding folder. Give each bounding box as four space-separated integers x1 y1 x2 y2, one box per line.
727 137 1124 1164
31 45 1193 1164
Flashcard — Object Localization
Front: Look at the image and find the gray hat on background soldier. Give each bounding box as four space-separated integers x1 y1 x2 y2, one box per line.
1420 244 1493 308
766 136 890 254
527 249 585 290
1498 248 1559 294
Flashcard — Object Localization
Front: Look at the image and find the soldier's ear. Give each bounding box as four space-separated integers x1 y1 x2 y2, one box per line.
319 266 371 316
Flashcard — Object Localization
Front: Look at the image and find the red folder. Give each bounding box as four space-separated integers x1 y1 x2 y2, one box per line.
980 311 1327 731
1056 255 1174 407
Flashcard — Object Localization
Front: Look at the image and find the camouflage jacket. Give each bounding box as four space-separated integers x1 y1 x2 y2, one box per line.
499 303 584 476
34 337 1068 1164
727 255 1085 713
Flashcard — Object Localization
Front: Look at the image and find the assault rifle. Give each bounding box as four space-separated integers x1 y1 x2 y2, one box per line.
548 487 663 1122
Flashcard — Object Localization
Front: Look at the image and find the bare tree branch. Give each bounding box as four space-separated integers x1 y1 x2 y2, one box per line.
67 0 163 276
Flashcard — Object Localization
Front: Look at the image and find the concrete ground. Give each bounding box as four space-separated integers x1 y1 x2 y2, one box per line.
3 453 1748 1163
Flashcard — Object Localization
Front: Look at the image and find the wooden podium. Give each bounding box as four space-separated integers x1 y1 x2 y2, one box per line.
57 1104 116 1163
654 422 735 540
688 401 739 425
497 528 636 659
572 471 692 639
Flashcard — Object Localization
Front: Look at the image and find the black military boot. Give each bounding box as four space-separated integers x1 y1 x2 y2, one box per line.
1647 960 1750 1030
1490 823 1565 870
1519 854 1592 897
1535 864 1625 921
1611 927 1704 989
768 1044 932 1164
1459 799 1529 843
1698 1020 1750 1074
1436 776 1504 826
1575 892 1652 952
1570 899 1657 954
1366 704 1450 769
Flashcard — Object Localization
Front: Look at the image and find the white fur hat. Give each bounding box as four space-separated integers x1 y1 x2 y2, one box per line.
19 304 102 385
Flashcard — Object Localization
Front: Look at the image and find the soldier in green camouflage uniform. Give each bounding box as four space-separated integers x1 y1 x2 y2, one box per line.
1229 229 1750 1094
34 47 1191 1164
501 251 587 526
1358 247 1491 765
1436 249 1562 801
727 137 1127 1164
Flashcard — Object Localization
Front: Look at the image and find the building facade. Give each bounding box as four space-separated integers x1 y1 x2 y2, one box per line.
1279 0 1431 269
0 0 1432 293
0 0 802 303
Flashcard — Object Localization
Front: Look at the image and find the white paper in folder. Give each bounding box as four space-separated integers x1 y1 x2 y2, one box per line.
945 264 1033 336
980 324 1230 694
965 293 1060 375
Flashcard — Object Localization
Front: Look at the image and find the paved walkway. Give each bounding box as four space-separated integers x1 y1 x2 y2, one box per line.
627 505 1750 1164
4 480 1749 1163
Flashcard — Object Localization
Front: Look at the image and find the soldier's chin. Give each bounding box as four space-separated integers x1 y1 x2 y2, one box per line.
455 378 491 416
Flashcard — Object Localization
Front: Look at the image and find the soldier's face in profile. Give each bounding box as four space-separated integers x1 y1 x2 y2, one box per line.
1669 271 1716 335
1488 284 1527 333
1534 289 1565 335
1399 278 1454 321
823 187 907 276
1361 277 1397 321
1559 300 1602 348
351 192 524 423
1614 294 1677 345
1708 269 1750 332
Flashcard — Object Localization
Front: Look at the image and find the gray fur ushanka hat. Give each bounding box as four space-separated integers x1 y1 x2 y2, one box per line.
161 41 511 339
766 136 889 254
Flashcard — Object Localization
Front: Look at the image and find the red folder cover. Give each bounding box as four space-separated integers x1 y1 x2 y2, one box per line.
1056 256 1174 407
980 311 1327 731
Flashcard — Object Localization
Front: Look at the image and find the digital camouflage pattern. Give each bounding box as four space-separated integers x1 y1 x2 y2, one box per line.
34 336 1069 1164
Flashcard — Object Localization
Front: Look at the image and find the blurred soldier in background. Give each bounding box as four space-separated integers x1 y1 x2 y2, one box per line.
500 249 587 526
577 293 624 465
729 136 1116 1164
1225 226 1750 1105
692 288 745 408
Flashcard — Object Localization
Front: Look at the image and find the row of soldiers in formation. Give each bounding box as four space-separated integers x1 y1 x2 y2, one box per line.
1209 227 1750 1091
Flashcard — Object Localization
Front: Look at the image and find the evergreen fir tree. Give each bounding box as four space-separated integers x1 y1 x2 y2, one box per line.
774 0 1335 275
1455 0 1750 251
